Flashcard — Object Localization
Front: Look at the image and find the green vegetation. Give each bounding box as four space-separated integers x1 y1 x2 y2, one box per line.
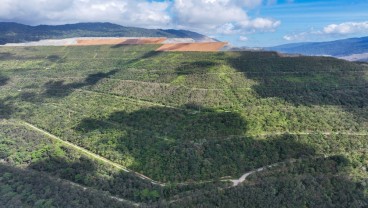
0 45 367 207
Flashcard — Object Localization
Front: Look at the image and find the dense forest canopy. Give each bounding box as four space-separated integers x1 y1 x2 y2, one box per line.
0 45 367 207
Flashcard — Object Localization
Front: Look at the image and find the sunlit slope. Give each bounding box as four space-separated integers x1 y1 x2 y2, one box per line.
0 45 367 185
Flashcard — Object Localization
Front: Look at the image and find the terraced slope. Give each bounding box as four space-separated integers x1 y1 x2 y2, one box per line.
0 45 367 207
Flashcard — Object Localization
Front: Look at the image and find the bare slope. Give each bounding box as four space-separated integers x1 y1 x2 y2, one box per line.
156 42 228 51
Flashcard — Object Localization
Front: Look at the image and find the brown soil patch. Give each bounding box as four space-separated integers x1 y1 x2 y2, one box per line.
156 42 227 52
76 38 167 46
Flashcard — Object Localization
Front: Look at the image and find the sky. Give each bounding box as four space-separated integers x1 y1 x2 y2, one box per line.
0 0 368 47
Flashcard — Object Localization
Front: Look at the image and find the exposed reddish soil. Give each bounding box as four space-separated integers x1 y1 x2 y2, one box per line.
76 38 167 46
74 38 227 51
156 42 227 52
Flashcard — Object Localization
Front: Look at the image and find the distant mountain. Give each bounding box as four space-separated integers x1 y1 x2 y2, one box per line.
268 36 368 61
0 22 212 45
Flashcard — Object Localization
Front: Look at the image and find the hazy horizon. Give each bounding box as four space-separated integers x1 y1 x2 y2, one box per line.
1 0 368 47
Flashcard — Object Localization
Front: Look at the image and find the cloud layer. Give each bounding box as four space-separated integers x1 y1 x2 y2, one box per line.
173 0 280 34
0 0 280 35
283 21 368 41
0 0 171 28
323 22 368 34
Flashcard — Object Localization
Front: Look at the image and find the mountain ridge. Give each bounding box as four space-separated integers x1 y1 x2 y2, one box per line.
267 36 368 60
0 22 212 45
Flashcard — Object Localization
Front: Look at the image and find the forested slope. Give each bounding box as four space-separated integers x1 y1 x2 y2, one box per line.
0 45 367 207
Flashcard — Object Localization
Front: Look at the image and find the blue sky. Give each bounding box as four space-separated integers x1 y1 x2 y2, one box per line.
0 0 367 47
234 0 368 46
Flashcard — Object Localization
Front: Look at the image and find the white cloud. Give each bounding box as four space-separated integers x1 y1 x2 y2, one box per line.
238 0 263 8
239 18 281 30
283 35 293 41
283 32 308 41
173 0 280 34
323 21 368 34
0 0 280 35
0 0 171 28
283 21 368 42
173 0 247 28
239 36 248 41
216 23 238 35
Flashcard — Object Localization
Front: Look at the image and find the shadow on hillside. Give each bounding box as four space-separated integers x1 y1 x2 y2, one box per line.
139 51 162 60
0 52 15 59
0 49 165 120
76 105 247 142
41 49 163 98
0 96 15 119
28 154 162 203
122 50 163 64
74 105 317 182
0 100 366 206
123 50 163 65
30 155 97 180
0 52 46 61
1 69 119 118
43 69 118 98
0 163 127 207
3 154 366 207
175 60 217 75
0 75 21 119
46 104 366 205
46 55 63 63
171 155 368 207
0 75 9 86
226 51 368 119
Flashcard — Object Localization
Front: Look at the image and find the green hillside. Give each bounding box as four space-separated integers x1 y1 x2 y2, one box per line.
0 45 367 207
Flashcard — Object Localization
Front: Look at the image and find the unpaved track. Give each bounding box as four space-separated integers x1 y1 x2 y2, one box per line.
21 121 253 187
58 172 141 207
0 157 141 207
229 163 280 186
22 121 166 187
18 120 368 188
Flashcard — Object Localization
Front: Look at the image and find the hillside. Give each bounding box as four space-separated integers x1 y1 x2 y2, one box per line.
268 36 368 59
0 22 211 45
0 45 367 207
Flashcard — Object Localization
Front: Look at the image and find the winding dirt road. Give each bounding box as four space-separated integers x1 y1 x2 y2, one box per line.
20 120 368 188
22 121 166 187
